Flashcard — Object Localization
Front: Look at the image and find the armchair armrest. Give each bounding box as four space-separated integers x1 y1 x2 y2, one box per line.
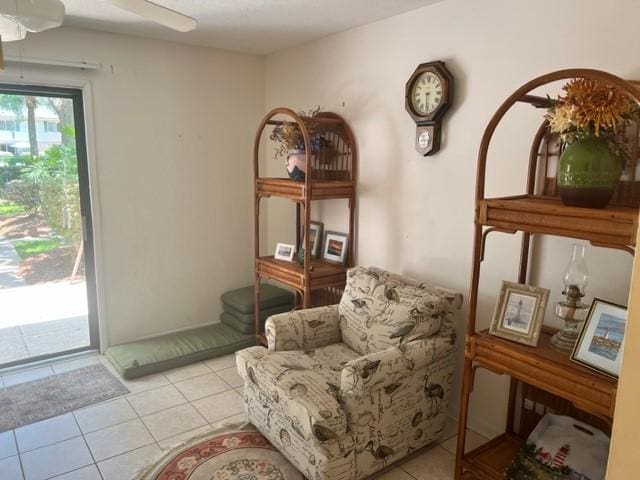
339 330 457 397
236 346 347 442
265 305 341 351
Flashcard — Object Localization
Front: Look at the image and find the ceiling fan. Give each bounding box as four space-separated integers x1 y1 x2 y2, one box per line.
0 0 65 42
0 0 197 41
0 0 196 69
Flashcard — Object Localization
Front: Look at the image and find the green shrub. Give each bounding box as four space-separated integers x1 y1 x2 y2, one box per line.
21 145 77 184
19 143 81 244
39 180 81 244
3 179 40 214
0 199 25 216
0 165 23 188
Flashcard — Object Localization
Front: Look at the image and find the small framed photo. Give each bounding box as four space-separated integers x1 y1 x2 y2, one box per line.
301 221 323 258
321 231 348 264
489 281 549 346
571 298 627 379
274 242 295 262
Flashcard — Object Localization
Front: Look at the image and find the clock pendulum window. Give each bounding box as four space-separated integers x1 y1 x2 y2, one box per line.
405 61 454 156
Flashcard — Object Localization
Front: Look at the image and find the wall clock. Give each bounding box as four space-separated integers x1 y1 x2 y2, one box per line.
405 61 454 156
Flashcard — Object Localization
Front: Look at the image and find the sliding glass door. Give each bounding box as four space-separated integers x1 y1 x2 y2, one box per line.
0 84 98 367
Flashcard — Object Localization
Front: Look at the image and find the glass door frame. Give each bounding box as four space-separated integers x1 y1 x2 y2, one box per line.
0 83 99 366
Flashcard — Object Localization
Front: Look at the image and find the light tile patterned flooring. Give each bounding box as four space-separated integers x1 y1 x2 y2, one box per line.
0 353 487 480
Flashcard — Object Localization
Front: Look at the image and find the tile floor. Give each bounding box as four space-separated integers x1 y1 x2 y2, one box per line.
0 353 487 480
0 316 90 365
0 278 90 364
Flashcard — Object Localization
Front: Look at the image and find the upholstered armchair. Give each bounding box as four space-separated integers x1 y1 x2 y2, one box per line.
236 266 462 480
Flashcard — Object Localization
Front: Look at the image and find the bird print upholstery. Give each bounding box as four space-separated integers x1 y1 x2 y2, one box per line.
236 266 462 480
265 304 342 352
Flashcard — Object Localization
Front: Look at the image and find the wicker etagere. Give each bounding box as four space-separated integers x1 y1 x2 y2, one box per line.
455 69 640 479
253 107 357 345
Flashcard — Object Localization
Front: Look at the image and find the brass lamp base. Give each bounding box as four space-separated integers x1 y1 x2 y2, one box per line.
550 299 588 354
550 324 582 353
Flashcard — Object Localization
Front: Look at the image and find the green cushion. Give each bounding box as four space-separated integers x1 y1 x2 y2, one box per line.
223 302 294 325
105 323 255 380
221 284 294 314
221 312 254 334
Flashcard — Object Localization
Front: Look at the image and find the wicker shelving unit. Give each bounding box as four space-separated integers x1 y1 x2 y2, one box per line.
253 107 357 345
456 69 640 479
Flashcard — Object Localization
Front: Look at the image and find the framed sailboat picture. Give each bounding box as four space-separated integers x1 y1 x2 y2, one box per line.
489 281 550 346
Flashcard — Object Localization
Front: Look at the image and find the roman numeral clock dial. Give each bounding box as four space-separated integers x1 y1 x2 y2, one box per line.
405 61 454 156
412 72 442 115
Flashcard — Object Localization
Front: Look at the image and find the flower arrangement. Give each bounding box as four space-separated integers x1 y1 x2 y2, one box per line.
546 78 640 156
547 78 640 208
269 106 329 159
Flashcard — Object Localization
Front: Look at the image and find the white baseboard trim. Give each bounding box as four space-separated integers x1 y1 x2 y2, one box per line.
448 412 504 440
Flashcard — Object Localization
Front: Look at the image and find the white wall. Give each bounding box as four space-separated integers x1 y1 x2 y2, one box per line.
3 27 265 346
263 0 638 436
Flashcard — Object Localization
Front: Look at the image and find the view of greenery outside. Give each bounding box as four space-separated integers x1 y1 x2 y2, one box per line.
0 199 24 216
0 94 83 283
13 238 61 258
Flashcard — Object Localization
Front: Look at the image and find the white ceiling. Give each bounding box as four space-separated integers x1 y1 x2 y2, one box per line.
60 0 441 55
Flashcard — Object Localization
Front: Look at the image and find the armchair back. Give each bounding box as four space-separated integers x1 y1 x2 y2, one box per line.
338 266 462 355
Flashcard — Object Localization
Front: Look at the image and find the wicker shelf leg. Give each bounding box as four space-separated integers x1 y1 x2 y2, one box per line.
455 357 474 479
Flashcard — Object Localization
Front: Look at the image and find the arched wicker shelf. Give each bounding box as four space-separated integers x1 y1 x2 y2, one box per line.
253 107 357 345
456 69 640 480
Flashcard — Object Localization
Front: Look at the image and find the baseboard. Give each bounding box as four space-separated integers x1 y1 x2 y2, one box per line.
467 415 503 439
448 412 503 440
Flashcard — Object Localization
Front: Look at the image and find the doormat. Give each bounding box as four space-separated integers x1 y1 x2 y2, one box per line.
0 363 129 432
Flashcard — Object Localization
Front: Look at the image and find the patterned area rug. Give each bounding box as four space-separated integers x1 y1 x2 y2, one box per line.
0 364 129 432
137 423 304 480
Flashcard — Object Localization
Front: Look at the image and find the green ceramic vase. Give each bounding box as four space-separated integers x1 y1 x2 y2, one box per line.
557 134 621 208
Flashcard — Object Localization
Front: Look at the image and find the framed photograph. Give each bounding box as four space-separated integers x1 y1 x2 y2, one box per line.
571 298 627 379
301 221 323 258
489 281 550 346
274 242 295 262
322 231 348 264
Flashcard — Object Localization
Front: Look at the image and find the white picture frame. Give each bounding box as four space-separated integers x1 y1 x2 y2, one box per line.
321 231 348 264
571 298 627 379
274 242 295 262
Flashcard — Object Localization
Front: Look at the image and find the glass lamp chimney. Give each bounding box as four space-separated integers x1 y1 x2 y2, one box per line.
563 243 589 299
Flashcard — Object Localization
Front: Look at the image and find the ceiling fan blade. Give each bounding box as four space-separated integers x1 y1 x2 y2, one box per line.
110 0 197 32
0 16 27 42
0 0 65 33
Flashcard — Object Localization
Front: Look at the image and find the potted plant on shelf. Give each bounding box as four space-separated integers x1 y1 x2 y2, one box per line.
546 78 640 208
269 107 330 181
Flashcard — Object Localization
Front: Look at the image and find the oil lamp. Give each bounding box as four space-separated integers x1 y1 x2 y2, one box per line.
551 244 590 353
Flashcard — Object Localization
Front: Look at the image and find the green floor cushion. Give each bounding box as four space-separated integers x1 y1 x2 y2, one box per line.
221 284 294 314
221 312 254 334
105 323 255 380
223 302 294 325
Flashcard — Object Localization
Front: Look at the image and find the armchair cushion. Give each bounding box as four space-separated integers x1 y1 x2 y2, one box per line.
236 344 358 441
266 305 341 351
339 266 459 355
339 328 456 398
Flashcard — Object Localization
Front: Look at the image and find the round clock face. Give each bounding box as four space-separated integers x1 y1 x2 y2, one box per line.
411 71 444 116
